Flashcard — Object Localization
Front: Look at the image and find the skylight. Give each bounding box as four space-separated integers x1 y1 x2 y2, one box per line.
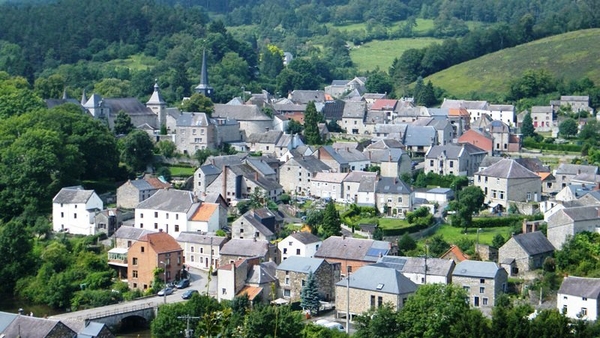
376 283 384 290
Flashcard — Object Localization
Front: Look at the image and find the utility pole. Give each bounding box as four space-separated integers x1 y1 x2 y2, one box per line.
160 260 168 304
346 264 350 334
208 236 214 296
178 315 201 338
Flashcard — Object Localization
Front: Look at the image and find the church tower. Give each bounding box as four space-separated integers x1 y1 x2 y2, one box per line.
194 49 214 98
146 80 167 129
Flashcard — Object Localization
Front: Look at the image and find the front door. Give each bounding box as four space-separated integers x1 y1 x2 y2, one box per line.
474 296 479 307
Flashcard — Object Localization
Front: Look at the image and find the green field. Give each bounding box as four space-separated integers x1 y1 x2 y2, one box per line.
329 18 436 34
426 28 600 97
106 53 158 71
165 165 195 177
427 224 513 246
350 37 443 72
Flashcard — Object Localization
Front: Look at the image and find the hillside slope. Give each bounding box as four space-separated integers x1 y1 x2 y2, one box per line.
426 29 600 97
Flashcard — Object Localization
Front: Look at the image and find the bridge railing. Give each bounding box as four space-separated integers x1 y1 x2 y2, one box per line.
74 302 157 321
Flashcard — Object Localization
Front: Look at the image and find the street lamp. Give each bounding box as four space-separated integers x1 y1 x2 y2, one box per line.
160 260 167 304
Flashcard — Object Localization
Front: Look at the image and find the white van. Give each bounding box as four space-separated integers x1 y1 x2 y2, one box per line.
315 319 344 332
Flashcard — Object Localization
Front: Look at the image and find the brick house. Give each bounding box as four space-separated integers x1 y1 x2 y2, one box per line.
276 256 341 302
452 260 508 308
335 264 417 321
498 231 554 276
127 231 183 291
557 276 600 321
116 174 172 209
278 231 322 261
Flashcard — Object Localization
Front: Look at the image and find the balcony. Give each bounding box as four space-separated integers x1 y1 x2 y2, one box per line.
108 248 128 267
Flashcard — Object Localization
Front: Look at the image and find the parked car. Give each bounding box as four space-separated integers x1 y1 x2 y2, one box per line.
181 289 199 300
157 287 174 296
315 319 344 331
175 279 190 289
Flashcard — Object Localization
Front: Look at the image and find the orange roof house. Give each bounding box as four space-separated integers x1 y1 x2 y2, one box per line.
440 245 470 264
371 99 398 111
458 129 493 154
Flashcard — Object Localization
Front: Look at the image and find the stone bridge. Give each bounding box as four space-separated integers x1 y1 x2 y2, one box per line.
50 301 159 331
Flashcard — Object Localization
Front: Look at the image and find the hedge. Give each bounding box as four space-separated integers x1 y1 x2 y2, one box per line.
523 139 582 152
459 214 544 229
381 223 429 236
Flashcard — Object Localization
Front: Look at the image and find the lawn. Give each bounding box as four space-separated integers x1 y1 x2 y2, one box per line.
105 53 159 71
350 37 443 72
165 165 195 177
378 218 411 230
426 224 513 246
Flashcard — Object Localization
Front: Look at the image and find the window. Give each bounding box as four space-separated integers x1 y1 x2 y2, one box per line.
176 214 179 220
191 246 194 253
154 212 158 217
500 192 504 199
284 289 290 297
61 212 64 218
283 248 287 254
480 279 485 284
377 296 383 307
463 286 470 292
371 295 375 308
127 240 132 247
302 280 306 286
191 256 194 262
132 257 138 265
581 307 588 316
483 298 488 306
285 277 290 285
175 225 179 232
397 197 402 202
222 288 227 295
480 287 485 293
141 246 145 253
296 249 301 255
527 192 532 200
430 160 434 166
74 213 77 219
449 161 454 168
583 297 588 301
154 223 158 229
132 270 138 278
140 223 144 228
240 229 244 233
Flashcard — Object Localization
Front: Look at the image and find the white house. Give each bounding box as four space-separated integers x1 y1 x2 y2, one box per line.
310 172 348 201
278 232 322 261
557 276 600 321
52 186 103 235
134 189 200 238
176 232 228 271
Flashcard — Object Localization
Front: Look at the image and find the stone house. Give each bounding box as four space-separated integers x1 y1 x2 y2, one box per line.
554 163 599 190
559 95 593 113
529 106 556 132
116 175 172 209
316 146 350 173
315 236 391 276
452 260 508 308
52 186 103 235
547 205 600 249
474 159 542 209
498 231 554 276
335 147 370 171
310 172 348 201
246 130 285 155
276 256 341 302
375 177 413 216
203 163 283 204
402 125 437 158
231 208 282 241
176 232 228 272
377 255 455 285
217 257 277 304
425 143 487 177
127 231 183 291
278 231 322 261
340 101 367 134
557 276 600 321
335 264 417 321
175 112 216 155
342 171 377 207
213 104 273 139
363 140 412 178
219 238 279 266
279 155 331 195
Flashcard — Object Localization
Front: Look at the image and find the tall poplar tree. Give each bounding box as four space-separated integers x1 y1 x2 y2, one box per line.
303 101 322 145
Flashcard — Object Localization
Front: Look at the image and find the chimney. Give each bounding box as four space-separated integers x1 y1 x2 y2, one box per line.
368 151 371 160
223 165 228 200
342 234 346 240
254 172 259 181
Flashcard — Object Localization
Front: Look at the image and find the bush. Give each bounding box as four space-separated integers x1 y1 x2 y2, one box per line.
523 138 582 152
463 214 544 229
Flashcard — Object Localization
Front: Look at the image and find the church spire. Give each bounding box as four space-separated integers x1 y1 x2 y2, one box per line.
146 79 165 105
194 49 213 98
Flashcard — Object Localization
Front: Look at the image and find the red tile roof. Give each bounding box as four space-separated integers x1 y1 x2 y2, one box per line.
190 203 218 222
139 232 182 253
440 245 470 262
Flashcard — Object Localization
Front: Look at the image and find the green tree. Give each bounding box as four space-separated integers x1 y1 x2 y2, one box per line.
559 118 578 137
303 101 322 145
34 74 66 99
286 119 304 135
93 78 131 98
156 140 177 158
492 234 506 249
119 129 155 172
416 80 437 107
365 70 393 95
449 186 485 233
113 110 134 135
320 201 342 238
521 112 536 138
397 233 417 255
243 305 304 338
260 44 284 78
300 271 321 315
0 219 34 294
427 234 450 257
579 119 599 143
180 93 214 116
355 304 403 338
0 74 45 119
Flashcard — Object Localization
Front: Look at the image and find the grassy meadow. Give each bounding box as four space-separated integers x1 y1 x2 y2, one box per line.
350 37 443 72
426 28 600 97
427 224 513 247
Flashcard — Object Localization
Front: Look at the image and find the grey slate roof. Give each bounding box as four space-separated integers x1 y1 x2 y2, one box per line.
176 112 210 127
555 164 599 176
510 231 555 256
375 177 412 194
277 256 326 273
177 232 228 246
321 100 345 120
104 98 154 116
238 213 274 238
2 315 72 338
114 226 153 240
290 90 325 104
315 236 390 262
476 159 539 179
289 231 322 245
366 139 405 150
247 130 282 144
0 312 17 332
213 104 271 121
554 205 600 223
288 156 331 173
130 179 155 191
358 175 378 192
514 158 551 173
136 189 196 213
342 101 366 119
426 143 486 159
453 260 502 279
374 124 407 136
377 255 455 276
335 264 417 295
344 171 377 182
403 125 436 146
246 158 276 176
365 149 406 164
558 276 600 298
53 187 95 204
247 261 278 284
365 111 386 124
200 164 222 176
479 155 503 168
220 239 269 257
204 153 248 168
320 146 349 165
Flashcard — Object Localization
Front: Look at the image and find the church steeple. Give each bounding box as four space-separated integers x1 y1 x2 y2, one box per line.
147 80 165 105
194 49 213 98
146 79 167 129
